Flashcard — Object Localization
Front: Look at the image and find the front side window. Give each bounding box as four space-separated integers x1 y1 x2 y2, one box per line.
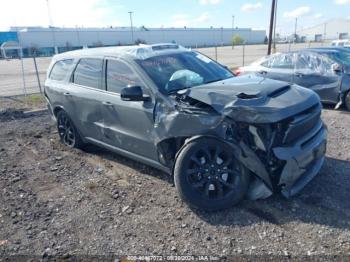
73 58 103 89
49 59 73 81
136 51 233 94
300 53 334 74
328 51 350 67
106 60 142 93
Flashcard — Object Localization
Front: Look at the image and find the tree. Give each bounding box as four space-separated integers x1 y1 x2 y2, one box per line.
135 39 147 45
232 35 244 48
30 44 39 57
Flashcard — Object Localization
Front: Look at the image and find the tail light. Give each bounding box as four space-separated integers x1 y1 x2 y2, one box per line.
234 69 242 76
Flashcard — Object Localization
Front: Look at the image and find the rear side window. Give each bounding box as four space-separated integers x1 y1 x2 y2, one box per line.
49 59 73 81
73 58 103 89
262 54 294 69
106 60 142 93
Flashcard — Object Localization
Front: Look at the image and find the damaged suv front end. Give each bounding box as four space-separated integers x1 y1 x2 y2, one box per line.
133 47 327 210
166 74 327 201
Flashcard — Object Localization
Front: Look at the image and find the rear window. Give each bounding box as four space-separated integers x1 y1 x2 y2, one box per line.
262 54 294 69
49 59 73 81
73 58 103 89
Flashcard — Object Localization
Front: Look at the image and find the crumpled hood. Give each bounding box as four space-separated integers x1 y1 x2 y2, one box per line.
186 74 321 123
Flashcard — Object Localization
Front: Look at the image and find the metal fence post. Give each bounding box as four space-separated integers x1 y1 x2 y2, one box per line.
20 55 27 102
215 45 218 61
33 55 42 94
242 43 245 66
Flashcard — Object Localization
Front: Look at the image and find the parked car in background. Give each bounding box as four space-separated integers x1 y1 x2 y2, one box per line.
237 48 350 110
331 39 350 47
44 44 327 211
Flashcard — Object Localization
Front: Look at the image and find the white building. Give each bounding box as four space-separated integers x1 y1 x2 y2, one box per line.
297 18 350 42
12 26 265 49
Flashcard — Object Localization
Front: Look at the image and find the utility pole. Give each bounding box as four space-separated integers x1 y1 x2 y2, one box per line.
128 11 134 44
272 0 278 52
46 0 57 54
323 22 327 44
221 26 223 46
267 0 276 55
231 15 235 49
294 17 298 44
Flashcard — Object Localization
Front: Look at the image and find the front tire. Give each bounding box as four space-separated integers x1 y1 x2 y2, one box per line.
56 110 84 149
345 91 350 111
174 137 250 211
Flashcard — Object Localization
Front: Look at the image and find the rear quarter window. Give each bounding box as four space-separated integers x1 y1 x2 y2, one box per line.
49 59 74 81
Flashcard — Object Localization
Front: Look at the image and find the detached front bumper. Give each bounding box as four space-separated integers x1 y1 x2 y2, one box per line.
273 120 327 198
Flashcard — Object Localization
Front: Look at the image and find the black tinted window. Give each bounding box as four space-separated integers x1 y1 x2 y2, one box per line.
73 58 103 89
49 59 73 81
106 60 142 93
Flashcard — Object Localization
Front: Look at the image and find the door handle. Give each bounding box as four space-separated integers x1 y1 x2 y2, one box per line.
258 70 267 75
294 72 304 78
102 101 113 106
63 92 71 96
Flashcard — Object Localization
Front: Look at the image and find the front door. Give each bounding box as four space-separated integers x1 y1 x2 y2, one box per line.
101 58 158 161
293 52 341 103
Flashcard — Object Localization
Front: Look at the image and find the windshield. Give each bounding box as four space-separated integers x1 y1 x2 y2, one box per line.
324 51 350 66
136 51 234 94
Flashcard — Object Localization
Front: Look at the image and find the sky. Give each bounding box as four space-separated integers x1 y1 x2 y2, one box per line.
1 0 350 35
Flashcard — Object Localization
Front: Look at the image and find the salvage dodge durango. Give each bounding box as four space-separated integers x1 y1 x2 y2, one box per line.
44 44 327 211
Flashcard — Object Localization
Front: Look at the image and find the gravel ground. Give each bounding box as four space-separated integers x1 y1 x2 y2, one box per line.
0 105 350 260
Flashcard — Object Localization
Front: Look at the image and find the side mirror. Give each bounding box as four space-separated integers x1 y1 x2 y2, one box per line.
121 85 150 101
332 63 343 73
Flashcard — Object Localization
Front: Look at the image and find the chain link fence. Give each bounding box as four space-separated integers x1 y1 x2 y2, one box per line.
196 41 329 70
0 56 50 97
0 42 330 99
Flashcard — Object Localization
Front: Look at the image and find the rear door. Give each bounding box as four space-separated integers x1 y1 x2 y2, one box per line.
101 58 158 161
293 52 341 103
69 57 105 141
258 53 294 83
45 59 75 115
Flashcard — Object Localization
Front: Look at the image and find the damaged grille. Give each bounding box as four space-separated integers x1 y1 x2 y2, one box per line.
280 103 322 145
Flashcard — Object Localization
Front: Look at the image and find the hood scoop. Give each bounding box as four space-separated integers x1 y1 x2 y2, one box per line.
237 92 260 100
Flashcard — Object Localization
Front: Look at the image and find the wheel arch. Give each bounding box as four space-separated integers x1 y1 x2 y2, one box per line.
53 105 65 117
172 135 273 190
172 135 229 175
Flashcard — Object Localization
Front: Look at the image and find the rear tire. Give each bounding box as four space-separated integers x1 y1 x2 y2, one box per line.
345 91 350 111
56 110 85 149
174 137 250 211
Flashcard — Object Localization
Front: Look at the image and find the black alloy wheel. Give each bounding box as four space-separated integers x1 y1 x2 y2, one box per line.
56 110 84 148
174 137 250 211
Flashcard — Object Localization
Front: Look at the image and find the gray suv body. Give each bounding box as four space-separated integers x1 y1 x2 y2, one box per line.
45 44 327 211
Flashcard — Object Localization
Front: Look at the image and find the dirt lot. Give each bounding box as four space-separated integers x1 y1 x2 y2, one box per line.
0 100 350 259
